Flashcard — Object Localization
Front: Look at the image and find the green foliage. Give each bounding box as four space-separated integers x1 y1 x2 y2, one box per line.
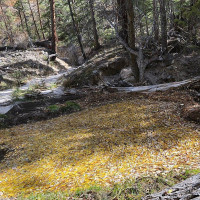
11 87 38 101
63 101 81 111
47 105 60 113
47 101 81 114
12 88 26 100
10 71 25 87
19 191 67 200
0 114 7 128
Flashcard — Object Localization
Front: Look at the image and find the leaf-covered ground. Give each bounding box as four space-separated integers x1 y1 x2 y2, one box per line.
0 93 200 198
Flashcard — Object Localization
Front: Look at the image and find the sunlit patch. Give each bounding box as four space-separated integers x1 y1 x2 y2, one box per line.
0 100 199 197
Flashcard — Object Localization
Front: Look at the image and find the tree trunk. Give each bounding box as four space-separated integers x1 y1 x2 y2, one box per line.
117 0 128 42
20 0 31 37
27 0 41 40
125 0 139 82
0 1 14 45
88 0 100 50
159 0 168 53
153 0 159 41
49 0 58 54
36 0 45 40
18 10 24 30
68 0 87 60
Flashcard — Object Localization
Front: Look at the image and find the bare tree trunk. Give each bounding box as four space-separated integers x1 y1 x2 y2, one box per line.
49 0 58 54
125 0 139 82
159 0 168 53
88 0 100 50
168 0 175 29
36 0 45 40
68 0 86 60
117 0 128 42
153 0 159 41
143 0 149 36
27 0 41 40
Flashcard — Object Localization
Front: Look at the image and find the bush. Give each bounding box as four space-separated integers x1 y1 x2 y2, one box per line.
47 105 60 113
11 71 25 87
60 101 81 112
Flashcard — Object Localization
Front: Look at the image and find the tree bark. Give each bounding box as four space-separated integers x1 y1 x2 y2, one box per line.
117 0 128 42
36 0 45 40
68 0 87 60
18 10 24 30
88 0 100 50
27 0 41 40
153 0 159 41
49 0 58 54
159 0 168 53
125 0 139 82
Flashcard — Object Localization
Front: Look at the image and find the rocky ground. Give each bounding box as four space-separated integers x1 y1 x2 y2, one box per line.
0 45 200 200
0 48 71 91
0 45 200 127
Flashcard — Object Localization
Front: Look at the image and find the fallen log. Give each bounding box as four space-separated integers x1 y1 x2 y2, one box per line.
109 76 200 93
0 46 26 51
33 40 51 49
143 173 200 200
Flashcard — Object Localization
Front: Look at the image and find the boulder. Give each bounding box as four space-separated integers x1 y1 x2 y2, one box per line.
63 56 127 88
183 104 200 123
120 67 136 84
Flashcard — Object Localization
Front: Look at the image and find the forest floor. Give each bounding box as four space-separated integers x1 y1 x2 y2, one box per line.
0 46 200 199
0 87 200 199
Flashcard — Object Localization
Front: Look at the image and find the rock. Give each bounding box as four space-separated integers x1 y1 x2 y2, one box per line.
183 104 200 123
143 173 200 200
62 47 127 88
120 67 133 80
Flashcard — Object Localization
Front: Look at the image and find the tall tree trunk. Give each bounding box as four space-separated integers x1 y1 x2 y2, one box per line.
68 0 86 60
153 0 159 41
117 0 128 42
20 0 31 37
159 0 168 53
168 0 175 29
49 0 58 54
36 0 45 40
27 0 41 39
143 0 149 36
88 0 100 50
125 0 139 82
18 10 24 30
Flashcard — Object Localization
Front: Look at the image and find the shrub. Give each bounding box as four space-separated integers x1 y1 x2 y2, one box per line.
61 101 81 112
10 71 24 87
47 105 60 113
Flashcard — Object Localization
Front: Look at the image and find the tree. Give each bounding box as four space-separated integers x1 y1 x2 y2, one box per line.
27 0 41 39
125 0 139 82
36 0 45 40
49 0 58 54
0 0 14 45
88 0 100 50
153 0 159 41
117 0 128 42
159 0 168 53
19 0 31 37
67 0 87 60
